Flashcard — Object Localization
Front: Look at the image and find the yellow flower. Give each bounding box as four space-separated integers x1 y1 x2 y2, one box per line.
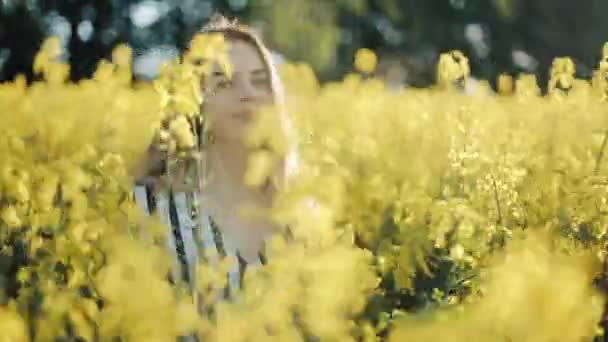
81 299 99 320
437 50 470 87
8 136 26 154
112 44 132 68
0 305 28 342
46 62 70 84
68 309 94 341
69 222 87 242
33 36 62 75
354 48 378 74
93 60 115 82
67 267 86 289
515 74 540 97
1 206 21 229
497 73 514 95
6 179 29 203
450 244 465 260
35 173 59 211
172 93 200 118
16 268 30 284
168 115 195 149
68 192 89 222
245 150 277 187
186 33 233 77
97 153 126 176
29 236 44 254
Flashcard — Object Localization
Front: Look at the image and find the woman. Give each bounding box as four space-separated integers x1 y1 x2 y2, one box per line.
133 15 298 294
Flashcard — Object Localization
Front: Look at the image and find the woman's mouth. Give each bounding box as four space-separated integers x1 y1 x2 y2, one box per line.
232 111 253 121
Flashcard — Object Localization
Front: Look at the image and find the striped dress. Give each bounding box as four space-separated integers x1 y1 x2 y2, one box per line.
131 182 267 298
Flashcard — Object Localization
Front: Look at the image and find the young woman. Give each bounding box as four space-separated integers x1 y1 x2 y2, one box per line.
133 15 298 293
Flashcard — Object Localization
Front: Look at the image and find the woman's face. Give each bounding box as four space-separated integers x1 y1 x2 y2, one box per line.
203 38 273 143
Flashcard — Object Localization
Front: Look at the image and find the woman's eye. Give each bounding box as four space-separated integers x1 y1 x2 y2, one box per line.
217 78 232 89
252 77 270 89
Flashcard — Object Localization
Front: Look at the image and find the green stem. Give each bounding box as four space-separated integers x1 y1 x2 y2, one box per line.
595 130 608 175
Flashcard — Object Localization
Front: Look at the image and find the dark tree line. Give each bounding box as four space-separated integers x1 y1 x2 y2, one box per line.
1 0 607 87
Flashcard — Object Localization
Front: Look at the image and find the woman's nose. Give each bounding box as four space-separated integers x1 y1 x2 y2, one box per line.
239 82 258 103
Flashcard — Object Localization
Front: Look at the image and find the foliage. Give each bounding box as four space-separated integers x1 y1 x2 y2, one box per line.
1 36 608 341
276 46 608 339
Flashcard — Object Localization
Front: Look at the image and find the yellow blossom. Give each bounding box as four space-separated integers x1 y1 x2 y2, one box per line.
354 48 378 74
1 206 21 229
